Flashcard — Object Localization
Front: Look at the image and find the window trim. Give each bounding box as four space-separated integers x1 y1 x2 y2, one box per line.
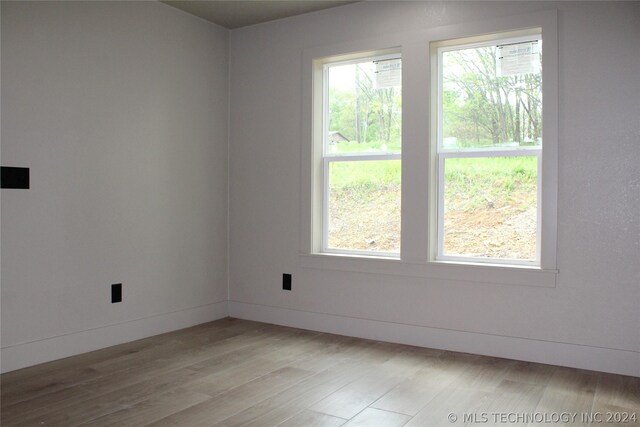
426 13 558 272
436 150 542 267
318 51 403 258
433 32 544 267
322 155 401 258
300 10 558 286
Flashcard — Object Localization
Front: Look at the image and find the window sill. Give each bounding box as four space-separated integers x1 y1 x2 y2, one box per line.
298 253 557 288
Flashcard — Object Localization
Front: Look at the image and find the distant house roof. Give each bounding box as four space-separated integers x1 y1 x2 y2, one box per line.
328 131 349 143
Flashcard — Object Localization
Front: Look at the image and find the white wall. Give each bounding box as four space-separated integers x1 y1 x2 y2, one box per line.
2 0 638 377
1 1 229 372
228 2 640 376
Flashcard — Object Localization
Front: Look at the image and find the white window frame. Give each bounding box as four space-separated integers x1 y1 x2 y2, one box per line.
426 14 558 275
321 53 402 258
300 10 558 287
434 33 543 267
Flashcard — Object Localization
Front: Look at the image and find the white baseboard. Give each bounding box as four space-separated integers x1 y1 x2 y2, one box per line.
0 301 228 373
229 301 639 377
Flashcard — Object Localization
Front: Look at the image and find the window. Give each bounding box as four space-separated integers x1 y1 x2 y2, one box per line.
433 31 544 266
302 11 558 283
320 53 402 257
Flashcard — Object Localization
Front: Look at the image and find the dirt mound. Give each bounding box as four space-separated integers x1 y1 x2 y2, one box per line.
328 186 536 260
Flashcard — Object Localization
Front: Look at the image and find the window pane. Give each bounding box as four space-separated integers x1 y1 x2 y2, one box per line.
442 156 537 261
326 59 401 155
442 41 542 150
327 160 400 253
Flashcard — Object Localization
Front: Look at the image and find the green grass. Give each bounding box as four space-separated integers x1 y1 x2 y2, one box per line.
328 156 537 209
444 156 537 183
329 160 401 189
444 156 537 210
329 156 535 187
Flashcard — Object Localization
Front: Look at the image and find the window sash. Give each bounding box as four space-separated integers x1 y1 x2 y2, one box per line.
322 155 401 257
435 32 543 267
322 53 403 159
321 53 402 257
436 149 542 266
436 34 542 154
436 33 541 57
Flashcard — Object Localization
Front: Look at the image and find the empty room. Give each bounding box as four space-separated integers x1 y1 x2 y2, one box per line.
1 0 638 425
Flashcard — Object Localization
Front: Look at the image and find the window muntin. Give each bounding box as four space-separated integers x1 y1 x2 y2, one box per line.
436 34 542 265
322 54 402 256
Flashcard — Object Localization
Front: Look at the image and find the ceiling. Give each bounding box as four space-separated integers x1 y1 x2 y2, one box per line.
161 1 359 29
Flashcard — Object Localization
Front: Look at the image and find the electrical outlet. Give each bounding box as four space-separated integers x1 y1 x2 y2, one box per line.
282 274 292 291
111 283 122 303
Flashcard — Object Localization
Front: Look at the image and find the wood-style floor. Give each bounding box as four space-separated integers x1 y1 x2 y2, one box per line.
1 318 638 426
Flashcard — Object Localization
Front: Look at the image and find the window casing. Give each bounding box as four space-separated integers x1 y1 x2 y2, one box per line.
434 32 543 266
320 53 402 258
302 10 558 284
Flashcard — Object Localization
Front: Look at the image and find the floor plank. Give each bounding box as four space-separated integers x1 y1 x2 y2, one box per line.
343 408 411 427
529 367 598 427
370 355 471 416
79 387 212 427
278 409 346 427
309 350 426 419
222 360 375 427
149 367 315 427
1 318 638 427
404 386 490 426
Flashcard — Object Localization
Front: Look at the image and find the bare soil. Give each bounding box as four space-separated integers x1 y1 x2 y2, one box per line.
328 185 401 252
328 185 536 259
